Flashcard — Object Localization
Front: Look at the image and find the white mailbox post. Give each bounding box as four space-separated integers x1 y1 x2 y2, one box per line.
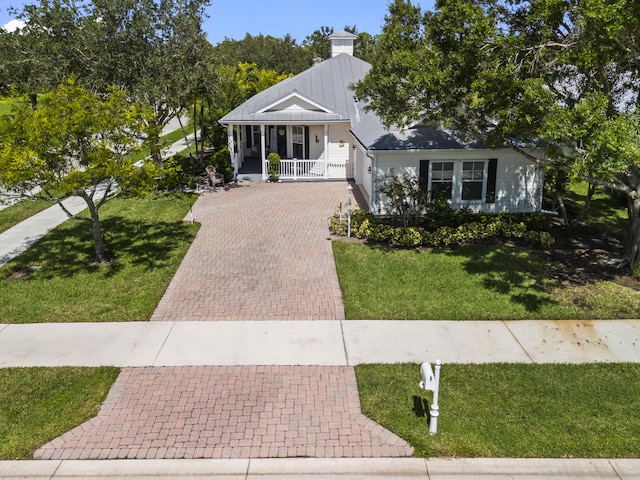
419 359 441 435
346 184 353 237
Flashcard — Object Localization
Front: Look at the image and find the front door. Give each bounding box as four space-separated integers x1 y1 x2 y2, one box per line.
277 127 287 158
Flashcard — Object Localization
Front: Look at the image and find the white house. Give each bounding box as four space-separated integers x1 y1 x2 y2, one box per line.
219 31 544 214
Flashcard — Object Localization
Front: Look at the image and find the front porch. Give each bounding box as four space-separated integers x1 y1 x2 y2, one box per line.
226 123 355 181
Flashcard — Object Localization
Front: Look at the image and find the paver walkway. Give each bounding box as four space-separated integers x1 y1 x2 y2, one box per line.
151 181 349 321
35 366 412 460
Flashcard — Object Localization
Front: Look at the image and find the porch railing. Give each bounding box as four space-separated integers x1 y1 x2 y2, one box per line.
264 159 352 180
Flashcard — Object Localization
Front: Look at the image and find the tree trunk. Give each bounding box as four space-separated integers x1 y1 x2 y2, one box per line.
80 193 108 263
192 102 199 156
626 195 640 267
556 194 569 226
177 115 194 160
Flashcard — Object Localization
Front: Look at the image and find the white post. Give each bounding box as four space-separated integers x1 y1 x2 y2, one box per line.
324 124 329 179
429 359 441 435
260 125 267 181
227 124 236 162
347 184 353 237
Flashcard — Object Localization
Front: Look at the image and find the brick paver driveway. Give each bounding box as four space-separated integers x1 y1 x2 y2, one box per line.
33 181 414 461
35 366 412 460
151 181 349 321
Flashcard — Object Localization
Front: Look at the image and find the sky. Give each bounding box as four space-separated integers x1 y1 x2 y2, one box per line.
0 0 435 44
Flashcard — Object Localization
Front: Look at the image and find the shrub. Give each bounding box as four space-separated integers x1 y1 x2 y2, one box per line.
210 147 234 182
267 152 281 182
330 207 554 249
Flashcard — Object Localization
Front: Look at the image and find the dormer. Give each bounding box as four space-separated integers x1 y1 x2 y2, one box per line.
329 30 357 57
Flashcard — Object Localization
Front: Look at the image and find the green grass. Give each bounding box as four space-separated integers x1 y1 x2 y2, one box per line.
356 363 640 458
333 241 640 320
0 192 199 323
0 367 120 459
0 197 55 234
565 182 628 236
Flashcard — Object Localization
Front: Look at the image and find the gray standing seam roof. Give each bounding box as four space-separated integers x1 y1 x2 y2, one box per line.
219 53 487 151
219 54 371 125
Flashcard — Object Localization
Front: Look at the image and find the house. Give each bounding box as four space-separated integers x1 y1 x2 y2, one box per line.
219 31 544 214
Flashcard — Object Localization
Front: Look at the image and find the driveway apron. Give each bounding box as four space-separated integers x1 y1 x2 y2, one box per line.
151 181 348 321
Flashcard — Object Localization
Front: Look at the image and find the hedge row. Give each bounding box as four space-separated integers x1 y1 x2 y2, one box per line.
331 209 554 249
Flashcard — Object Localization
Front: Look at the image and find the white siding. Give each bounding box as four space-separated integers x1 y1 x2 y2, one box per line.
371 149 544 214
308 125 325 159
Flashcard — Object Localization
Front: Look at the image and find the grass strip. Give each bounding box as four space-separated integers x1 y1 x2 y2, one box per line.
356 363 640 458
0 192 199 323
0 367 120 459
333 241 640 320
0 198 54 234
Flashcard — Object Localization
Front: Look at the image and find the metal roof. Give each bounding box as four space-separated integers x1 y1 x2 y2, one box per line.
219 54 371 125
220 52 488 151
351 107 486 151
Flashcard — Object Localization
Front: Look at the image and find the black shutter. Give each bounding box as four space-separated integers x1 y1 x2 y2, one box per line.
304 127 310 159
246 126 252 148
486 158 497 203
419 160 430 190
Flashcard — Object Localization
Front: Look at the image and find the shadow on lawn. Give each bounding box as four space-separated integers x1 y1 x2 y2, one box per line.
444 245 559 313
5 216 196 280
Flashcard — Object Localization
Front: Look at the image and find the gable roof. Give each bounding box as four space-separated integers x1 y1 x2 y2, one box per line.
219 53 371 125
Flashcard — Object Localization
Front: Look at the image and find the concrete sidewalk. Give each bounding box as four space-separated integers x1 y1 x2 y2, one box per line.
0 196 87 267
1 319 639 367
1 458 638 479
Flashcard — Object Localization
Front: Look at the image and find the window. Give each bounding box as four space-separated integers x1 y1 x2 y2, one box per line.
431 162 454 201
420 159 493 205
292 126 305 159
461 161 485 201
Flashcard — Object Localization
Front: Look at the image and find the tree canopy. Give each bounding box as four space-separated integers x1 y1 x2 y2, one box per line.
0 78 162 262
3 0 211 128
355 0 640 267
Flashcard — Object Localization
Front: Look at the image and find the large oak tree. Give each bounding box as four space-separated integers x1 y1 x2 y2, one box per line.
355 0 640 267
3 0 211 131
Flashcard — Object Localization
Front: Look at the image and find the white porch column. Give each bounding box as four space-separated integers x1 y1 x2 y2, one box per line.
324 124 329 179
260 124 267 181
227 124 237 178
237 125 244 168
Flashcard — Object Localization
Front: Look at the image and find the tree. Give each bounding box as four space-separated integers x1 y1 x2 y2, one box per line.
0 78 161 263
302 26 335 60
202 63 292 150
354 0 640 267
214 33 312 74
5 0 211 131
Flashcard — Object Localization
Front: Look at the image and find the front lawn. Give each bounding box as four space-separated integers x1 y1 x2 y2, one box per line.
0 367 120 459
0 192 199 322
333 241 640 320
356 363 640 458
